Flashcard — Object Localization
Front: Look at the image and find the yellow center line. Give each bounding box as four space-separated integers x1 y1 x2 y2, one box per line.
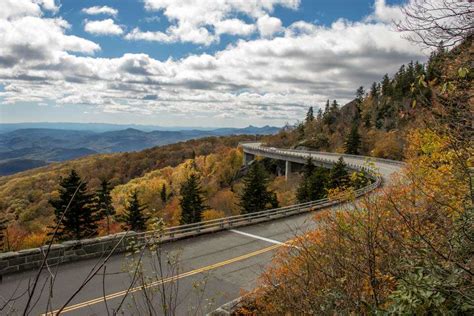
42 243 282 315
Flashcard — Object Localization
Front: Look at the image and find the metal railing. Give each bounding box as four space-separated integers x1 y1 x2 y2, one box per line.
127 145 383 244
240 142 405 167
132 178 380 244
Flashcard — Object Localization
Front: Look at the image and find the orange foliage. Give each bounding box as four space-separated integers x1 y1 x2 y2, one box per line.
208 189 240 216
238 129 471 314
160 197 181 227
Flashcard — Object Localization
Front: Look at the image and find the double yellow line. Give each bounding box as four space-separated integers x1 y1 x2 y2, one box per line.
43 243 282 315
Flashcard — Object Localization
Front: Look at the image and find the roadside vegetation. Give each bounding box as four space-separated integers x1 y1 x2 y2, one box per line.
237 33 473 314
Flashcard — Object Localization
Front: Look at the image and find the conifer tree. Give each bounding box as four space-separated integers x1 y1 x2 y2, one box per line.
297 158 329 203
240 162 278 214
297 158 314 203
354 86 364 121
356 86 365 103
123 190 148 231
296 122 305 140
93 179 115 235
161 183 167 203
49 170 97 240
317 108 323 121
306 106 314 124
381 74 392 96
180 174 206 224
370 82 378 98
329 157 349 189
302 157 315 179
324 99 330 115
307 168 329 201
345 124 361 155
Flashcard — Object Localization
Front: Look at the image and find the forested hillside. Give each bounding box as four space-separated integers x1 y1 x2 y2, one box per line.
0 135 260 248
265 39 472 161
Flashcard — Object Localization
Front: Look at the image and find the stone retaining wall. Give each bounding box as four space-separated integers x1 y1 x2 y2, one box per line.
0 232 134 276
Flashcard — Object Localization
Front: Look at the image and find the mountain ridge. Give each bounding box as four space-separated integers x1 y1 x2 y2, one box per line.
0 125 280 175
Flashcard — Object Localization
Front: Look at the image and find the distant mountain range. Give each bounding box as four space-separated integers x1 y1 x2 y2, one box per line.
0 122 265 133
0 124 280 175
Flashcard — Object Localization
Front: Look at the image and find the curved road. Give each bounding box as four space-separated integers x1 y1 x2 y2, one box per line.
0 144 403 315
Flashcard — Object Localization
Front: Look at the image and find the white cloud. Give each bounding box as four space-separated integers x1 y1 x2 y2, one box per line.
126 0 299 45
257 15 283 37
215 19 256 36
368 0 403 23
1 0 429 125
82 6 118 17
84 19 123 36
36 0 60 13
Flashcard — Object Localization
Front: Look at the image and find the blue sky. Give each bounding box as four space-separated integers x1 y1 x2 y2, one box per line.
57 0 404 60
0 0 425 128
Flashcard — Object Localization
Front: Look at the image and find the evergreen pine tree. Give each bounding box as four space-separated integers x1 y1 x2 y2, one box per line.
370 82 378 98
345 124 361 155
240 162 278 214
302 157 315 179
297 158 314 203
324 99 330 115
356 86 365 103
316 108 323 121
297 158 329 203
381 74 391 96
306 106 314 124
161 183 168 203
180 174 206 224
123 190 148 231
354 86 364 121
307 168 329 201
49 170 97 240
329 157 349 189
296 122 305 140
93 179 115 235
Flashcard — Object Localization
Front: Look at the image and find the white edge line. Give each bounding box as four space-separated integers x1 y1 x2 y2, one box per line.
230 229 287 246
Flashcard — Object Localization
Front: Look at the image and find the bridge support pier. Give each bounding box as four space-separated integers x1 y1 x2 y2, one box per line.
243 153 255 166
285 160 291 180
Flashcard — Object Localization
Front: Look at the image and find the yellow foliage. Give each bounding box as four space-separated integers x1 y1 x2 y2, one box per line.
269 176 298 207
21 231 47 249
209 189 240 216
202 209 225 221
368 130 404 160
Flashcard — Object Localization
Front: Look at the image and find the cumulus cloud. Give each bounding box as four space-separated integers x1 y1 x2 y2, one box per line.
257 15 283 37
0 1 99 70
38 0 60 13
1 0 58 19
84 19 124 36
0 0 428 125
215 19 256 36
126 0 299 45
82 6 118 17
368 0 404 23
